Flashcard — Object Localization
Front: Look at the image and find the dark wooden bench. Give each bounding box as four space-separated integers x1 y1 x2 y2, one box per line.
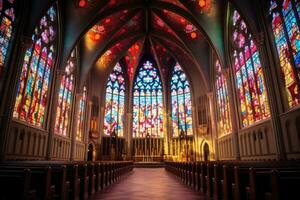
0 168 35 200
0 165 53 200
87 163 96 195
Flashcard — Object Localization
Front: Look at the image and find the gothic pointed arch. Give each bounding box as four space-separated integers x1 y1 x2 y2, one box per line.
76 85 87 141
214 60 232 137
54 49 77 136
132 59 164 138
0 0 16 78
170 62 193 137
228 6 270 127
269 0 300 108
103 62 126 137
13 5 57 127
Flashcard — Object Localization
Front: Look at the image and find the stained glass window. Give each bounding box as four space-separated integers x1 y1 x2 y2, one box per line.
171 63 193 137
13 6 57 127
0 0 15 77
76 86 87 141
215 60 232 136
104 63 125 137
133 60 163 138
270 0 300 107
54 50 76 136
231 9 270 127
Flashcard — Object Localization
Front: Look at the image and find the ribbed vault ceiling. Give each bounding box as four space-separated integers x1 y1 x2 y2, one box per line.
25 0 233 90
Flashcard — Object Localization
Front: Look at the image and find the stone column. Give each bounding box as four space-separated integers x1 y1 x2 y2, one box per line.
0 35 31 160
253 31 286 160
97 106 105 160
46 69 64 160
70 93 81 161
207 92 219 160
223 68 241 160
192 106 198 161
84 101 92 160
163 110 170 155
126 113 132 158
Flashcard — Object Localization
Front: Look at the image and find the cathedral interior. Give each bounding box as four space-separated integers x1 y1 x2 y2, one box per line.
0 0 300 199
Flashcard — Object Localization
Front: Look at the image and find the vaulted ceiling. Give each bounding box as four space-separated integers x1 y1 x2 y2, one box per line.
24 0 260 91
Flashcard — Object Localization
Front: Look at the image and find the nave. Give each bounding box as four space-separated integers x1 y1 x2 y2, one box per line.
0 0 300 199
94 168 205 200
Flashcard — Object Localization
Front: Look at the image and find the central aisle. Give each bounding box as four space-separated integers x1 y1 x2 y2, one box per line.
93 168 207 200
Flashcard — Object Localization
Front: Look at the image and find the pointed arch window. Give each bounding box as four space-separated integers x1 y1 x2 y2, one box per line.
215 60 232 136
54 50 76 136
13 6 57 127
171 63 193 137
269 0 300 107
0 0 15 77
104 63 125 137
133 60 163 138
230 9 270 127
76 86 87 141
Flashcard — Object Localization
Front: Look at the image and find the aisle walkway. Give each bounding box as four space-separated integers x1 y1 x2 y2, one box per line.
93 168 207 200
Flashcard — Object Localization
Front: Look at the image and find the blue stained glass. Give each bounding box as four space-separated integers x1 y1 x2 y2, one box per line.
0 0 15 76
13 6 57 127
171 63 193 137
270 0 300 107
104 63 125 137
231 9 270 127
133 60 163 138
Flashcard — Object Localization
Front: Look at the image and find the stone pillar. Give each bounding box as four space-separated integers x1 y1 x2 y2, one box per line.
163 110 170 155
207 92 219 160
223 68 241 160
0 35 31 160
192 106 198 161
46 69 64 160
84 101 92 161
97 106 105 160
126 113 132 158
70 93 81 161
253 31 286 160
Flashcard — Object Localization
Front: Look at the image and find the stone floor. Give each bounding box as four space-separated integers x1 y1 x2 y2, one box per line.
93 168 207 200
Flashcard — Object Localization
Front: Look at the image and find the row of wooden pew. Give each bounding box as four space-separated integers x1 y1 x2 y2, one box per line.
0 160 133 200
165 161 300 200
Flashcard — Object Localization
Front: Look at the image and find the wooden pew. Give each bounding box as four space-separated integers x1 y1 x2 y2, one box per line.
94 162 102 192
0 165 53 200
87 163 96 196
232 166 250 200
205 163 214 198
78 164 89 200
66 164 80 200
265 169 300 200
194 162 200 191
199 162 207 193
0 168 35 200
221 165 234 200
50 165 69 200
212 163 223 200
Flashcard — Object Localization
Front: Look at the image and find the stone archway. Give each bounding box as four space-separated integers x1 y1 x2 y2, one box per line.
203 143 210 161
87 143 94 161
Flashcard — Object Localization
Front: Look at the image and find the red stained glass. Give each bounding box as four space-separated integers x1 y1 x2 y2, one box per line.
231 9 270 127
55 50 76 136
13 6 57 127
